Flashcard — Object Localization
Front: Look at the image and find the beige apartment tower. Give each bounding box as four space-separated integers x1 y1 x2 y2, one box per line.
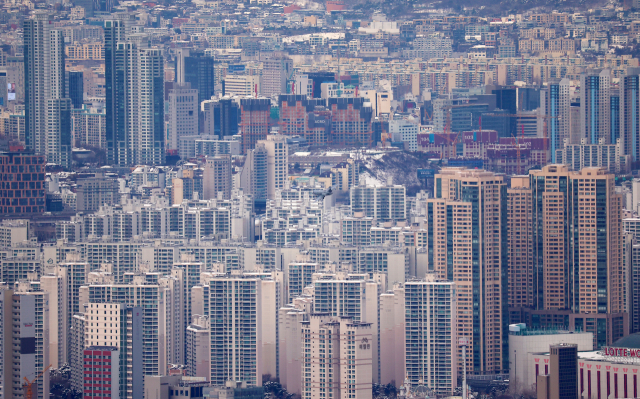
301 314 373 399
257 135 289 200
507 176 534 315
524 165 625 348
426 167 508 374
203 154 232 200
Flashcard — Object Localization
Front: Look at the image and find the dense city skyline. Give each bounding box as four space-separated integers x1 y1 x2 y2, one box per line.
4 0 640 399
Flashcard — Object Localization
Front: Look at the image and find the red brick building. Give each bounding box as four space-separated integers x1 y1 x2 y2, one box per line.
278 95 329 146
240 98 271 154
83 347 119 399
328 97 373 146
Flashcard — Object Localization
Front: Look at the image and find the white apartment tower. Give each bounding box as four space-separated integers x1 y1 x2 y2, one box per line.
82 274 175 379
404 276 457 395
186 314 211 379
4 283 51 399
167 83 199 154
192 274 279 386
257 135 289 200
350 184 407 221
261 56 293 97
24 12 71 167
312 277 381 383
379 285 405 386
114 34 165 165
301 314 373 399
278 298 312 395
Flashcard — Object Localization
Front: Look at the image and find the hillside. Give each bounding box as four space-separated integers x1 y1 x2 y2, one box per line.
359 151 439 195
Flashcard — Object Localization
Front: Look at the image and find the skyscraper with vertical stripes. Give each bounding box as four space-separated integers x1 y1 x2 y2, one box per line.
580 69 611 144
24 12 71 167
105 18 164 166
620 67 640 160
426 167 508 374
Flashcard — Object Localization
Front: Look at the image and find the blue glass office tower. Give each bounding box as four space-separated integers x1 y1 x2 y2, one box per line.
620 68 640 160
580 69 611 144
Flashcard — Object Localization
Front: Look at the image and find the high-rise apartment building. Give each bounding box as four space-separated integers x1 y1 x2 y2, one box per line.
350 184 407 221
167 83 199 155
72 105 106 148
84 302 144 399
277 95 328 145
312 277 381 382
611 94 620 145
257 135 288 200
69 313 86 393
507 176 535 321
105 21 164 166
426 167 508 374
185 315 210 379
104 14 135 165
203 154 232 200
328 97 373 146
537 344 578 399
287 262 318 302
261 55 293 97
580 69 611 144
83 347 121 399
240 98 270 154
202 97 240 139
528 165 625 348
301 314 373 399
1 283 51 399
75 174 120 212
404 276 457 395
24 12 71 167
0 285 8 399
379 285 405 386
82 276 175 379
41 273 68 368
192 275 279 386
620 67 640 160
541 78 571 162
171 258 205 364
0 219 29 247
240 144 268 202
341 214 374 247
115 35 164 165
331 159 360 192
175 49 215 107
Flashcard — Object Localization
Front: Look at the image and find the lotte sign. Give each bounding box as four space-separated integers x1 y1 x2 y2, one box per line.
602 347 640 358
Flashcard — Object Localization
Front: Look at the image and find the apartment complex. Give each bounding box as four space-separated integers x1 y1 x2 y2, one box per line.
426 167 508 374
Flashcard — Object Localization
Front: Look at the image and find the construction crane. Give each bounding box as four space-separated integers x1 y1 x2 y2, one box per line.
23 364 52 399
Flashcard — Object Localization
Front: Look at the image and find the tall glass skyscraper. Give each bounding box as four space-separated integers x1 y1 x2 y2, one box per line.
104 19 165 166
580 69 611 144
620 67 640 160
